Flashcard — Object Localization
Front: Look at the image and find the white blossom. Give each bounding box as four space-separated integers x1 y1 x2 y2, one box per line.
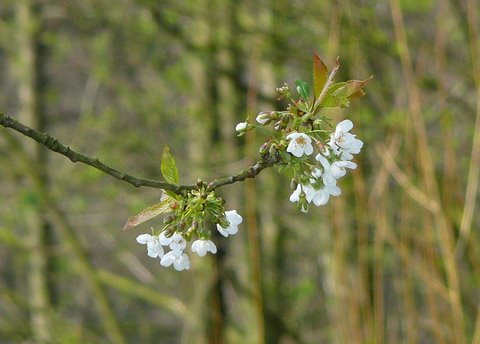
159 232 172 246
328 119 363 160
191 239 217 257
289 183 315 203
169 233 187 255
160 251 190 271
289 183 317 212
136 234 164 258
310 183 341 206
286 132 314 157
235 121 248 132
217 210 243 237
315 154 357 185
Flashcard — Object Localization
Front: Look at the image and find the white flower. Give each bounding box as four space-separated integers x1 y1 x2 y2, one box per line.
158 232 186 255
217 210 243 237
289 183 317 213
289 183 315 203
331 160 357 178
136 234 164 258
160 251 190 271
169 233 187 255
328 120 363 160
315 154 357 185
311 183 341 206
159 232 172 246
310 188 330 206
235 122 248 132
256 112 270 124
286 132 314 157
191 239 217 257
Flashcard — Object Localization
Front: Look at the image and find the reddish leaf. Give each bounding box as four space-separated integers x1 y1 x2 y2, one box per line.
313 53 328 99
123 197 173 230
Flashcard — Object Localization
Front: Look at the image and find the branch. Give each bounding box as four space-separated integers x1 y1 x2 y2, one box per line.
0 113 278 192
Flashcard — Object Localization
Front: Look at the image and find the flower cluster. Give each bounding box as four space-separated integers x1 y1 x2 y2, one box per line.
285 120 362 212
130 55 368 271
235 69 365 213
136 187 243 271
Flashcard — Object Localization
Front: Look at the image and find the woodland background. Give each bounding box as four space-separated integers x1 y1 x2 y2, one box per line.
1 0 480 343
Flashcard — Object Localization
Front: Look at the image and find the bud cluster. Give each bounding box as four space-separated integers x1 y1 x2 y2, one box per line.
136 182 243 271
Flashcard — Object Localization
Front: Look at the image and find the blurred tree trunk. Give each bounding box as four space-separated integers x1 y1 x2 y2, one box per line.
184 1 216 343
15 1 50 342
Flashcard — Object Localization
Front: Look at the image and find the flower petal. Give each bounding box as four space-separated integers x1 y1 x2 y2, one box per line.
337 119 353 133
136 234 153 244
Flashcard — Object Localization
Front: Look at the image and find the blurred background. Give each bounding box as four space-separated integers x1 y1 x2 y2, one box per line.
1 0 479 343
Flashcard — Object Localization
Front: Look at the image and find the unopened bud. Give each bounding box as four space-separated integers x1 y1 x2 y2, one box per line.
276 83 290 98
315 140 326 152
256 112 271 125
274 120 285 131
290 179 298 190
235 121 248 133
177 221 186 231
298 198 309 213
259 142 270 155
187 221 199 236
163 215 176 224
297 192 309 213
196 178 204 189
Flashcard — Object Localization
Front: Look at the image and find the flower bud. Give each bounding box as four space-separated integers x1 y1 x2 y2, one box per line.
276 84 290 98
259 142 270 155
177 221 186 231
196 178 204 189
315 140 326 153
163 215 176 224
290 179 298 190
274 120 287 131
187 221 199 236
235 121 248 134
297 193 309 213
256 112 271 125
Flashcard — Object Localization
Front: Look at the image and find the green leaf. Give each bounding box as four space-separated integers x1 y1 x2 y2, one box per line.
161 145 179 185
295 79 310 100
123 196 174 230
313 53 328 99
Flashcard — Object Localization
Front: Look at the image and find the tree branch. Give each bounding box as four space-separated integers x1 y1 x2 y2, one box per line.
0 113 278 192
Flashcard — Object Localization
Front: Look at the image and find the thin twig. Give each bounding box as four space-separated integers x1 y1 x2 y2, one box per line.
0 113 278 193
